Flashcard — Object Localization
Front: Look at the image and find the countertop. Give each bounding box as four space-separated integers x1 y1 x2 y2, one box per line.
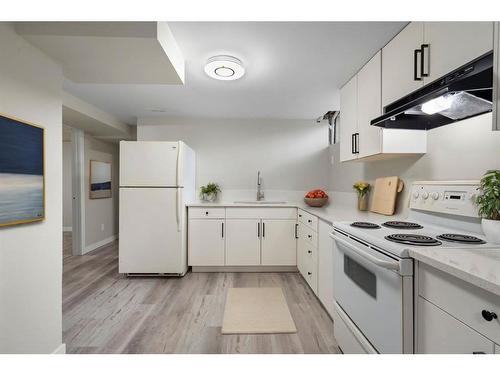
187 200 500 296
186 200 399 225
409 247 500 296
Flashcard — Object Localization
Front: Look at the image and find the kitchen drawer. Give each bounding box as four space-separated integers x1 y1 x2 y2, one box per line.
333 307 369 354
298 238 318 266
189 207 226 219
303 254 318 294
418 262 500 345
417 296 495 354
298 222 318 248
226 207 297 220
298 209 318 232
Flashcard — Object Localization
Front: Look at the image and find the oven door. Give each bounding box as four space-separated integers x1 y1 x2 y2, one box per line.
332 231 409 354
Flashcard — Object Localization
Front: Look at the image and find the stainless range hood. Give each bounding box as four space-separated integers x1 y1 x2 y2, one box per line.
371 51 493 130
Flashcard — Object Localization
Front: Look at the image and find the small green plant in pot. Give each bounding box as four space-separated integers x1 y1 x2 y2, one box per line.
476 170 500 243
200 182 221 202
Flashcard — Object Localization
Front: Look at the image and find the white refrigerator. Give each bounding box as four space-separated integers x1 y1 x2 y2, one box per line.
119 141 195 275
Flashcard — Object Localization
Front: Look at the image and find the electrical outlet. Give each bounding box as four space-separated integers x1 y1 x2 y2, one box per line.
101 224 104 231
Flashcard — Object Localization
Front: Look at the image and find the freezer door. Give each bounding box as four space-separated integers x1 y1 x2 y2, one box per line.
120 141 179 187
119 187 186 274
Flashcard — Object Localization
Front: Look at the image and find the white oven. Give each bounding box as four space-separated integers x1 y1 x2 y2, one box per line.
331 229 414 354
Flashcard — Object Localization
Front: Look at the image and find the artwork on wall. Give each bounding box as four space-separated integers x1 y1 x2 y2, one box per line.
89 160 112 199
0 113 45 227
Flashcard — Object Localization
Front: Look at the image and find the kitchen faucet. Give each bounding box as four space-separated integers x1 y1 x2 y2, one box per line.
257 171 265 201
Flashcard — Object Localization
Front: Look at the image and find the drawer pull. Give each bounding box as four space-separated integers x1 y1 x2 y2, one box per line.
473 351 486 354
205 211 209 215
307 272 312 276
308 234 312 239
308 219 312 223
481 310 498 322
299 214 302 218
307 250 312 254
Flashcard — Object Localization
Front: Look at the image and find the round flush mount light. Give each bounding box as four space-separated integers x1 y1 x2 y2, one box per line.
204 55 245 81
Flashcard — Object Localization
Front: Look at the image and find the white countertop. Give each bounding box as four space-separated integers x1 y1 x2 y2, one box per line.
187 200 399 225
409 247 500 296
187 199 500 296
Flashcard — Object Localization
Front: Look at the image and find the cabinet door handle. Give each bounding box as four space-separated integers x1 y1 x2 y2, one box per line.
257 222 260 238
262 222 265 238
473 351 486 354
414 48 422 81
355 133 360 154
420 44 430 78
221 222 224 238
351 133 355 154
295 223 299 239
481 310 498 321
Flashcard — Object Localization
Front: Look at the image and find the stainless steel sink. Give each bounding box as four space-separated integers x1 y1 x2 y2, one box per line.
233 200 287 205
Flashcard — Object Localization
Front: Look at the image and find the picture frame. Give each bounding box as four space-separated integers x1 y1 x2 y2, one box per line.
0 113 45 227
89 160 112 199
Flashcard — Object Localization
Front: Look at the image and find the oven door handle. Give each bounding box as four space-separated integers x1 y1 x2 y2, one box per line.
330 233 400 271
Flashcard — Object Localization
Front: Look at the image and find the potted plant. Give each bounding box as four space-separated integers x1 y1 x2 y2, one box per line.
476 170 500 243
353 181 371 211
200 182 221 202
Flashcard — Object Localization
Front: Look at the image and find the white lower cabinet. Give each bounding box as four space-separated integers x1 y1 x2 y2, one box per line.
188 207 298 267
261 220 297 266
225 219 261 266
416 262 500 353
188 219 225 266
318 220 334 317
417 297 495 354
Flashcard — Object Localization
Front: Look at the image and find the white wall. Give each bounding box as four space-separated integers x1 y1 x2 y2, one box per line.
137 118 330 198
84 135 119 252
0 23 63 353
328 113 500 213
62 140 73 230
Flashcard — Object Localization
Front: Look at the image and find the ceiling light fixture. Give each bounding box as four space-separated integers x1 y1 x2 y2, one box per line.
204 55 245 81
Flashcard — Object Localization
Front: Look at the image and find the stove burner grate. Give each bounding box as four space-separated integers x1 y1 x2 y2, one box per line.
350 222 381 229
383 221 423 230
436 233 486 244
385 233 441 246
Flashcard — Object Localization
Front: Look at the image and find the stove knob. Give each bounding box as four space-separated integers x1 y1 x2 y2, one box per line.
422 192 429 200
431 192 440 200
413 191 419 199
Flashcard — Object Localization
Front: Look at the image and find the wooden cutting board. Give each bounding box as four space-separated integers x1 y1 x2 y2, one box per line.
370 176 404 215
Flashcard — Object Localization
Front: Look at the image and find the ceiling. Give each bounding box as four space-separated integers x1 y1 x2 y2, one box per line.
63 22 407 124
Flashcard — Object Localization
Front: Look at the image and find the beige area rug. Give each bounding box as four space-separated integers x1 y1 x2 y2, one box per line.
221 287 297 334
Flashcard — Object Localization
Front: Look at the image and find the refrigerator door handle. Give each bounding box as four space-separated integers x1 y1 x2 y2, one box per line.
176 141 182 187
176 188 182 232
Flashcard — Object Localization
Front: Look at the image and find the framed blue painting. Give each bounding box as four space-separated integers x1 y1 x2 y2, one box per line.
0 113 44 227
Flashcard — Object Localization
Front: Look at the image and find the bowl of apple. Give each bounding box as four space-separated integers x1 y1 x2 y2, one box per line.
304 189 329 207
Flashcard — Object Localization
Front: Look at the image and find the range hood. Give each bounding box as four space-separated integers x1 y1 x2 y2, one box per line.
371 51 493 130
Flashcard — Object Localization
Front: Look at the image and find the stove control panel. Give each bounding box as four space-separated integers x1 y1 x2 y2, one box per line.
410 181 480 217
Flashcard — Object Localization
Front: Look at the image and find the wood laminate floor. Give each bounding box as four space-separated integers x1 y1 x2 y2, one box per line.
62 233 340 354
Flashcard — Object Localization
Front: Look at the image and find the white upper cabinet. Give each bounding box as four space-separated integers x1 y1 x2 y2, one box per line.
339 75 358 162
493 22 500 131
340 51 426 162
382 22 424 107
357 51 382 159
423 22 494 83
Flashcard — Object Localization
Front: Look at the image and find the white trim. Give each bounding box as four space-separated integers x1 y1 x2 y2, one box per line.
63 226 72 232
83 235 117 254
52 343 66 354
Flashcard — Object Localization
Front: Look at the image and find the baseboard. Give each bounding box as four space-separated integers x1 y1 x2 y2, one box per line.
52 343 66 354
192 266 298 273
63 226 72 232
83 235 117 254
